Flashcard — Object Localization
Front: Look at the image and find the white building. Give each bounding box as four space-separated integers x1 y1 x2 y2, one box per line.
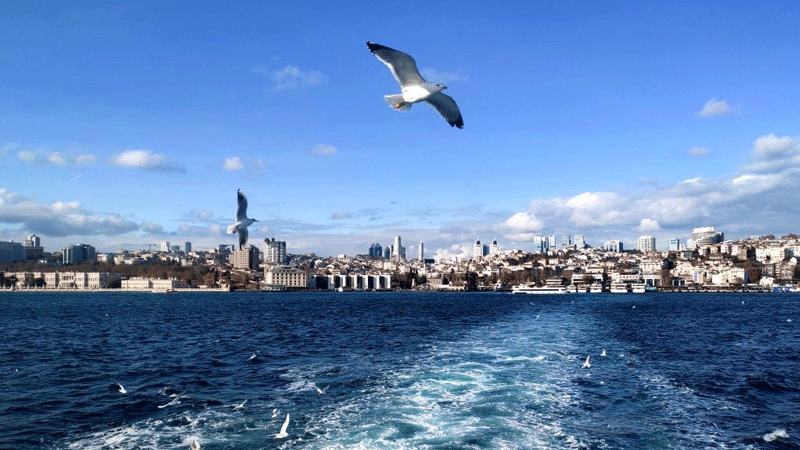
264 238 287 264
637 235 656 252
161 241 171 252
264 265 307 288
418 242 424 261
232 245 260 270
490 239 500 255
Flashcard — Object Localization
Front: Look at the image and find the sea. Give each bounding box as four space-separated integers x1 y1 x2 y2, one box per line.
1 291 799 450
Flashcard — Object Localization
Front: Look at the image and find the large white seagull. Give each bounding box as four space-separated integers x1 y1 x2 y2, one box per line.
366 41 464 129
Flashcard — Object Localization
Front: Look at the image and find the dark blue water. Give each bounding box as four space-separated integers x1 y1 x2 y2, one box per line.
1 291 799 449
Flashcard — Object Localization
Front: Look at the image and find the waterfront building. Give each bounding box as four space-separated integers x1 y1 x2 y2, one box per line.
264 238 287 264
232 245 261 270
692 226 724 247
120 277 189 291
0 241 25 264
264 265 307 289
637 235 656 252
63 244 96 265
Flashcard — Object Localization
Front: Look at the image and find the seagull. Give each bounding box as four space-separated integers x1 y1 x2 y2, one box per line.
272 408 279 418
315 384 329 395
275 413 290 439
116 383 127 394
233 399 248 410
366 41 464 129
581 355 592 369
601 349 607 357
226 189 257 250
190 439 200 450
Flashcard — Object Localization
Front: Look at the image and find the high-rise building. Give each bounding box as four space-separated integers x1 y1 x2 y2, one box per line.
574 234 586 248
418 242 424 261
161 241 171 252
393 235 404 261
383 247 391 259
374 243 382 258
546 235 556 250
232 245 261 270
264 238 287 264
185 242 192 253
0 241 24 264
561 234 572 248
637 235 656 252
490 239 500 255
692 226 724 247
669 238 680 251
604 240 623 252
473 239 482 259
63 244 96 265
23 234 44 260
532 235 547 253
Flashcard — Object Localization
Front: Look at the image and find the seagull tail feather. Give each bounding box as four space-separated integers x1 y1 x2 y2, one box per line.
384 94 411 112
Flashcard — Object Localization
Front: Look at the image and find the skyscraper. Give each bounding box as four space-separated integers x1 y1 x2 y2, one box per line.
264 238 287 264
185 242 192 253
561 234 572 248
63 244 96 265
473 239 482 259
669 238 680 251
490 239 500 255
574 234 586 248
418 242 424 261
161 241 171 252
692 226 724 247
637 235 656 252
393 235 403 261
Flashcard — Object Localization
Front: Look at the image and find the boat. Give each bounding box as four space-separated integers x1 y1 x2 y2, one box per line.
631 282 646 293
151 288 175 294
610 281 629 293
511 278 568 294
589 282 604 293
511 284 568 294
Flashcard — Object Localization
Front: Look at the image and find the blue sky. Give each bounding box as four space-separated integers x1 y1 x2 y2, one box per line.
2 1 800 258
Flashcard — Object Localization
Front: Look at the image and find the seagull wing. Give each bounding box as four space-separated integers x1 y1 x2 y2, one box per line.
280 413 290 434
367 41 425 87
238 227 249 250
425 92 464 128
236 189 248 222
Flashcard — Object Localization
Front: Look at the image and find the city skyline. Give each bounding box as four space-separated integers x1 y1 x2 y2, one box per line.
2 2 800 258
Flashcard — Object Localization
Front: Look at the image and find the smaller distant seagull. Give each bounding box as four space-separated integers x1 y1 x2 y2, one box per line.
227 189 258 250
275 413 290 439
116 383 127 394
600 349 607 357
315 384 329 395
366 41 464 129
272 408 280 418
190 439 200 450
234 399 248 410
581 355 592 369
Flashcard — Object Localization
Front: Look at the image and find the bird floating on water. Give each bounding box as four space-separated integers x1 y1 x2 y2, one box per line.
581 355 592 369
190 439 200 450
366 41 463 129
227 189 257 250
275 413 290 439
601 349 607 357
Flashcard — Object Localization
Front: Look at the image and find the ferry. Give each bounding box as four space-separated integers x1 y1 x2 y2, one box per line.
511 278 568 295
589 283 604 293
630 282 646 293
511 283 568 294
610 281 629 293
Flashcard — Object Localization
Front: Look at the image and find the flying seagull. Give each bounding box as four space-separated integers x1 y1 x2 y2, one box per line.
275 413 290 439
116 383 127 394
226 189 257 250
581 355 592 369
366 41 464 129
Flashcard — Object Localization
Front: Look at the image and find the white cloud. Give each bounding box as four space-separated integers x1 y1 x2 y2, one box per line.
329 211 352 220
254 64 328 90
110 150 185 173
696 98 734 117
637 218 661 232
223 156 245 171
689 147 710 157
17 150 97 165
0 187 138 237
313 144 337 157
